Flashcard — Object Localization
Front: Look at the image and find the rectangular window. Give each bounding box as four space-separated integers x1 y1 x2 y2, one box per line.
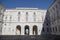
0 8 2 13
51 27 53 32
0 10 1 13
56 10 60 19
42 27 44 32
26 12 28 22
58 2 60 8
10 15 12 21
34 12 36 22
42 15 43 21
47 27 49 32
56 5 58 9
5 16 7 20
55 27 57 32
5 16 7 26
9 15 12 25
50 27 52 32
53 27 54 32
18 12 20 22
5 16 7 23
58 25 60 32
53 7 55 11
18 16 20 21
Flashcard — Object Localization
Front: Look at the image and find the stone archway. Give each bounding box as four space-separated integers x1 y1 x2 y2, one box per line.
16 25 21 35
24 25 29 35
33 25 38 35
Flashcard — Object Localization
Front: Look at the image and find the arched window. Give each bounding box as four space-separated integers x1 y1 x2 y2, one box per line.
16 25 21 35
33 25 38 35
24 25 29 35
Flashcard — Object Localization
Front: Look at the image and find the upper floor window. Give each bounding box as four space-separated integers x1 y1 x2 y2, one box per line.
55 27 57 32
0 8 2 13
51 6 55 13
18 12 20 22
47 27 49 32
33 12 36 22
42 27 44 32
58 2 60 8
5 16 7 21
46 23 48 26
53 27 54 32
56 5 58 9
9 15 12 25
4 23 6 26
4 15 7 26
26 12 28 15
18 12 20 15
10 15 12 21
50 27 52 32
56 10 59 18
26 12 28 22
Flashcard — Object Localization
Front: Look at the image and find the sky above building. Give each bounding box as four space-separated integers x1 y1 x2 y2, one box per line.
0 0 54 9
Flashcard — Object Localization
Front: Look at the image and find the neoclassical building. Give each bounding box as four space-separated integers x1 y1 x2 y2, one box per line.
48 0 60 35
0 4 47 35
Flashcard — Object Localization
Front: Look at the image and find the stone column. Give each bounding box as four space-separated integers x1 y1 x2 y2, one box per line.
30 26 33 35
21 25 24 35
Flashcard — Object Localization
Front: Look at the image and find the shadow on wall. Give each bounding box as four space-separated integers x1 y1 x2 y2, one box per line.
40 11 53 39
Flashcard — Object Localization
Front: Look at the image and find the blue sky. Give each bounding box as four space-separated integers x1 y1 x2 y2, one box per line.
0 0 54 9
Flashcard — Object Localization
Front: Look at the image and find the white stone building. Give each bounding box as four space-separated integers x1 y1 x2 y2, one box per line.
0 4 5 35
0 4 47 35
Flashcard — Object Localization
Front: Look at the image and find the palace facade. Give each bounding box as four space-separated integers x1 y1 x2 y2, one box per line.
0 4 47 35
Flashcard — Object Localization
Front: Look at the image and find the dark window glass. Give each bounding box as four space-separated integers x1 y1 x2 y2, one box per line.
50 27 52 32
55 27 57 32
46 23 48 26
58 25 60 32
53 7 55 10
56 5 58 9
53 27 54 32
47 27 49 32
42 27 44 32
